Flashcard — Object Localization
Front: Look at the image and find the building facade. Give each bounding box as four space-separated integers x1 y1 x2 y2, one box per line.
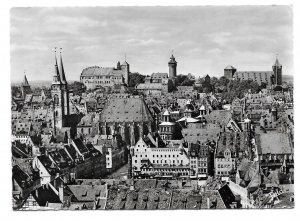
80 61 130 90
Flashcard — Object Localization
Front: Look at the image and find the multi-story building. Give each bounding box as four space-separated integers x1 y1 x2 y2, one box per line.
214 132 251 178
131 137 190 178
80 61 129 90
158 110 176 141
256 130 294 175
188 143 213 179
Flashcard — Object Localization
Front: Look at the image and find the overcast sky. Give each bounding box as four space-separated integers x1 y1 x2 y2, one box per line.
10 6 293 82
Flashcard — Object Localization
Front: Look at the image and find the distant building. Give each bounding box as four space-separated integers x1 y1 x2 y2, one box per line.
224 65 237 80
80 61 130 90
224 58 283 86
20 75 32 100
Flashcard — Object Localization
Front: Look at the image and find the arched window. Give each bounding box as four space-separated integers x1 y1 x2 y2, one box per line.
54 94 59 106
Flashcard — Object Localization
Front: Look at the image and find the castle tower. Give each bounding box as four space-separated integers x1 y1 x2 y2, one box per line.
224 65 237 80
51 49 69 131
21 74 32 99
272 57 282 85
168 54 177 79
121 61 129 85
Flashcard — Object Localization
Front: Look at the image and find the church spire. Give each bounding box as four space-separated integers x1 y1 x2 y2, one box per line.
53 47 61 83
59 48 67 84
23 71 29 85
273 54 282 67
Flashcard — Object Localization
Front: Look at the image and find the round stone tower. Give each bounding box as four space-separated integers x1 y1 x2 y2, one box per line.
168 54 177 79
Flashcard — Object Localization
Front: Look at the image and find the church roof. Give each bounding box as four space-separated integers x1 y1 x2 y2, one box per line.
100 97 153 123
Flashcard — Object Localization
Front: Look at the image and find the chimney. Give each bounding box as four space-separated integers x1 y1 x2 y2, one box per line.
207 198 210 209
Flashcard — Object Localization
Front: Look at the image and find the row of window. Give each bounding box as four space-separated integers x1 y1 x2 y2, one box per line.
160 126 173 132
135 154 180 158
135 159 183 164
217 164 232 168
217 171 229 175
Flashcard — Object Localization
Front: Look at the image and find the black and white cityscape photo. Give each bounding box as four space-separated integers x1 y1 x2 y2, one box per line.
10 6 294 210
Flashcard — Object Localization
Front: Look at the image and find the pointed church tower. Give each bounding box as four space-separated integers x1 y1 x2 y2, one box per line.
59 49 70 116
51 49 69 131
272 57 282 86
21 73 32 99
23 75 29 86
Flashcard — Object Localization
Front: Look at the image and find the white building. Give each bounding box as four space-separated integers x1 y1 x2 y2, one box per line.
131 137 190 178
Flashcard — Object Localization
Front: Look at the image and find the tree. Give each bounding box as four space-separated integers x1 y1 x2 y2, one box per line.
11 86 20 97
69 81 86 95
180 78 195 86
128 72 145 87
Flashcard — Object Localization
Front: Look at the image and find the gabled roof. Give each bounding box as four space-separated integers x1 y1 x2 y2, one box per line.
31 184 61 206
67 184 106 202
206 110 232 126
73 139 90 156
37 155 59 176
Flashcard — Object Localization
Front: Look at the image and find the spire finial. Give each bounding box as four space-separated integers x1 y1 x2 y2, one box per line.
54 47 58 65
125 53 127 62
172 49 174 55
